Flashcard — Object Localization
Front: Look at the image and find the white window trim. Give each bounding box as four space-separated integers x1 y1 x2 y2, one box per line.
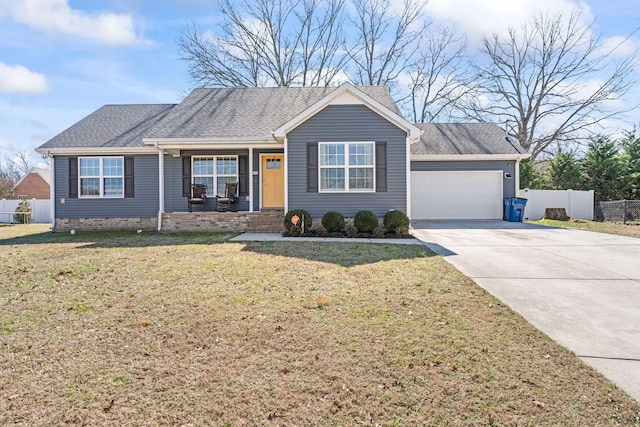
192 155 239 197
78 156 124 198
318 142 375 193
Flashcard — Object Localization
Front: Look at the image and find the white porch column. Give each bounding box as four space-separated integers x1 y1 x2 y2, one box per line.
157 147 164 231
405 137 411 218
248 147 254 212
283 136 288 213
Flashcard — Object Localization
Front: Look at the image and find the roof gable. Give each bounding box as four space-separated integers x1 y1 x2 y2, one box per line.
11 167 51 192
272 83 420 140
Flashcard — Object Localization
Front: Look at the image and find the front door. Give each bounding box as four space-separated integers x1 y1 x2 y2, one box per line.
262 154 285 208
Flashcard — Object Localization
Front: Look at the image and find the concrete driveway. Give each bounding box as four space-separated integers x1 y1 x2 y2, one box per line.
411 220 640 402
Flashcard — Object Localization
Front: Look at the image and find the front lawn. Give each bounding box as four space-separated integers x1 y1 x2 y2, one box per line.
1 225 638 426
529 218 640 239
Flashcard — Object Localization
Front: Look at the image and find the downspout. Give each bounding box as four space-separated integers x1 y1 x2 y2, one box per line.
48 152 55 229
157 143 164 232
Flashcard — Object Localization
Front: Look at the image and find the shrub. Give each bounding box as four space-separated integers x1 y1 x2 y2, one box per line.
14 199 32 224
315 225 328 237
383 210 410 233
372 226 385 238
345 225 358 237
396 225 410 237
321 211 345 232
288 224 302 236
353 210 378 233
284 209 312 231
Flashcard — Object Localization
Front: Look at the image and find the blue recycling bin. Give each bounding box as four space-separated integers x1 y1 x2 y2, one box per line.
504 197 528 222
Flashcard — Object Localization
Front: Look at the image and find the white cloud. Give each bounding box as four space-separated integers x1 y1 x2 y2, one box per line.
0 61 48 94
599 35 639 58
0 137 11 150
0 0 138 45
425 0 592 42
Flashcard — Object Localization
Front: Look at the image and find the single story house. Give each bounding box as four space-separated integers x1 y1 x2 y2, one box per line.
36 83 528 231
11 167 51 200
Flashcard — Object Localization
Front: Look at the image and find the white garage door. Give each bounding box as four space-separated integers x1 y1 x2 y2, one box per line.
411 171 503 220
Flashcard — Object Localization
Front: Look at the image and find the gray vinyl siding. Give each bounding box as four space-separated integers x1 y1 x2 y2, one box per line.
287 104 407 218
54 155 158 218
164 150 257 212
411 160 517 198
163 155 185 213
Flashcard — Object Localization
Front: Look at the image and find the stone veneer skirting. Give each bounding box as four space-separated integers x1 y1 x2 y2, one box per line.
55 217 158 231
162 211 285 233
54 212 285 233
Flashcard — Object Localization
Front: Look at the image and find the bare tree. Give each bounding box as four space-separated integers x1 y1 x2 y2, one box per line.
457 11 637 160
401 26 474 123
179 0 348 87
14 152 32 176
0 156 21 199
348 0 428 89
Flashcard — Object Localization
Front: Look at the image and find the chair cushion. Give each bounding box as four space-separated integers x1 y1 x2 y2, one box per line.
190 198 204 202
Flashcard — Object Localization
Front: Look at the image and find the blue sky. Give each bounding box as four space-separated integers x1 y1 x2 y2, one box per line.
1 0 639 166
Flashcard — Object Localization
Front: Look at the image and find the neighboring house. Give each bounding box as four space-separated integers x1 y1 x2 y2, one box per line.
11 167 51 199
36 83 528 231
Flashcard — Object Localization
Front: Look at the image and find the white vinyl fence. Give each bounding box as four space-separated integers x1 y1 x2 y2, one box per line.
516 189 594 220
0 199 51 223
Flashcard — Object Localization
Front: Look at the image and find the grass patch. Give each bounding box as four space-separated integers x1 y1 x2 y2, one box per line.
529 218 640 239
1 224 639 425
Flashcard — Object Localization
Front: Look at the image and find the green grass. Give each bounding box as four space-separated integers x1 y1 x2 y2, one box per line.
1 224 639 426
529 218 640 239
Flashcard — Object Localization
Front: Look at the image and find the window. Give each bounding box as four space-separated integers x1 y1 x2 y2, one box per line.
79 157 124 197
192 156 238 197
319 142 374 192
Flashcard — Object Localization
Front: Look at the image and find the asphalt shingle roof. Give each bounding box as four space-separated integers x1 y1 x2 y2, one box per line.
411 123 526 156
144 86 400 139
38 86 399 149
39 104 176 149
37 88 525 157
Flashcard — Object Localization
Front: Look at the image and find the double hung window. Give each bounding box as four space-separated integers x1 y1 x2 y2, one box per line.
192 156 238 197
319 142 374 192
79 157 124 197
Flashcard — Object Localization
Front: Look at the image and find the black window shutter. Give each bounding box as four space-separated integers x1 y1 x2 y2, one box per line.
238 156 248 196
124 156 134 198
375 142 387 192
307 142 318 192
182 156 191 197
69 157 78 198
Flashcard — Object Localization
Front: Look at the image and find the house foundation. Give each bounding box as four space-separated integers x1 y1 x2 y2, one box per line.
161 211 284 233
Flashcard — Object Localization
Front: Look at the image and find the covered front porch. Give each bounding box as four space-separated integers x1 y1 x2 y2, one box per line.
151 141 286 223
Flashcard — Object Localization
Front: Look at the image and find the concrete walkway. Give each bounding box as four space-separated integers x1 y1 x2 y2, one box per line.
411 220 640 402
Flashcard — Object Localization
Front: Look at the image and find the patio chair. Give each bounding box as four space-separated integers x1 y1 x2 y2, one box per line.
187 183 207 212
216 182 238 212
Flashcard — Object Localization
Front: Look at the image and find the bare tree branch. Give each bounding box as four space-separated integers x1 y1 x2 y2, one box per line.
399 26 474 123
456 10 637 160
179 0 347 87
348 0 428 89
